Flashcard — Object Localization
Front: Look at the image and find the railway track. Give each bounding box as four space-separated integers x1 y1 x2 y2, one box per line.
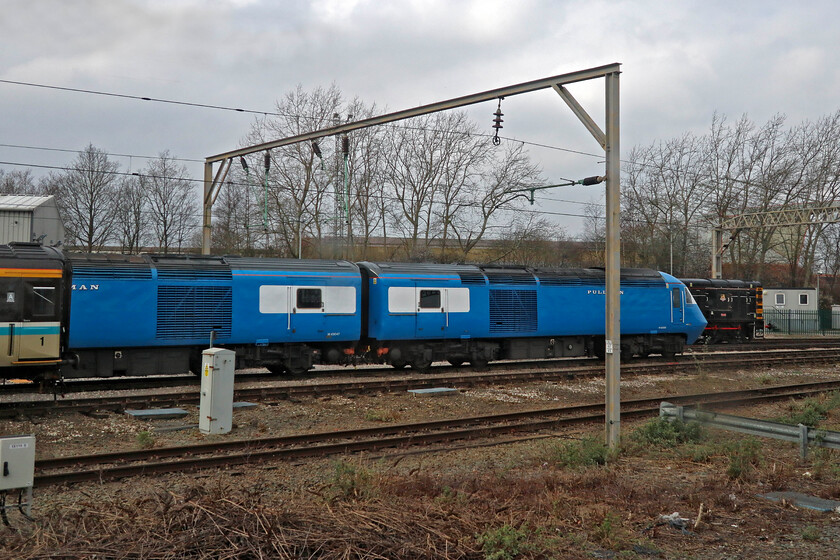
3 337 838 397
33 379 840 486
2 347 839 418
1 337 836 397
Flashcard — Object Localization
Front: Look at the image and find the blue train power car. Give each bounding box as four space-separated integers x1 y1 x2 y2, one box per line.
360 262 706 370
64 253 361 378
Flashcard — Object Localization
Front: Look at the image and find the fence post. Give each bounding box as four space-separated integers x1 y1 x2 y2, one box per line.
799 423 809 461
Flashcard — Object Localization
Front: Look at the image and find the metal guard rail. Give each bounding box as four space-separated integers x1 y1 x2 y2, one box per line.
659 402 840 460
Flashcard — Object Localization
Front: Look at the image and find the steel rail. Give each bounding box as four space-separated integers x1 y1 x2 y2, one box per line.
33 379 840 486
3 339 838 396
3 349 839 418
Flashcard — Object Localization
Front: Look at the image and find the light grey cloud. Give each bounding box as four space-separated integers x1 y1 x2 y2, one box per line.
2 0 838 233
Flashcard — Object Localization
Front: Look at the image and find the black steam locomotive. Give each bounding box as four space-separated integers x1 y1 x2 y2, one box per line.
680 278 763 343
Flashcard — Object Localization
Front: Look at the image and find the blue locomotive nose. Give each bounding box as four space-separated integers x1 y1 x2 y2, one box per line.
682 297 708 345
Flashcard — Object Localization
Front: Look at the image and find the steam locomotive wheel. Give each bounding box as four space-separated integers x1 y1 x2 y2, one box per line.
266 364 286 375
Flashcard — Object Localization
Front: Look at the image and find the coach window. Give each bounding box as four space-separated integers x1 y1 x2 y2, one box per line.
297 288 322 309
32 287 56 317
0 279 20 321
419 289 441 309
685 289 696 305
799 293 809 305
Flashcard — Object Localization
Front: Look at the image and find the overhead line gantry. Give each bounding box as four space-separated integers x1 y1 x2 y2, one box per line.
203 63 623 448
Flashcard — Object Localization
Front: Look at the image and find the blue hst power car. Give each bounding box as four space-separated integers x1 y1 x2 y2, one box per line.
359 262 706 370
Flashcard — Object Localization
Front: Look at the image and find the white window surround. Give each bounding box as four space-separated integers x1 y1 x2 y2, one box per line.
258 285 356 314
387 287 470 314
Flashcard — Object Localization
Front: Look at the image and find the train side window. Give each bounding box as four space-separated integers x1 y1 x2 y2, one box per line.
32 286 56 317
296 288 322 309
419 289 441 309
0 279 21 322
671 288 681 308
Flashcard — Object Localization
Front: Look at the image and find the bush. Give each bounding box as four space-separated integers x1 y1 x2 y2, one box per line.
135 431 155 449
777 393 840 427
550 436 612 469
631 417 704 448
802 525 821 542
329 461 374 500
725 438 763 480
363 408 400 422
476 524 531 560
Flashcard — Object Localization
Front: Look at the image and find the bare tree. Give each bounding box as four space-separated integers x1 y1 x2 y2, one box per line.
240 85 344 258
382 113 454 259
0 169 40 195
487 214 566 267
449 142 544 261
381 114 543 261
579 201 606 266
212 176 262 255
622 134 712 275
113 175 148 254
143 151 196 253
345 98 388 260
41 144 120 251
774 112 840 285
622 111 839 280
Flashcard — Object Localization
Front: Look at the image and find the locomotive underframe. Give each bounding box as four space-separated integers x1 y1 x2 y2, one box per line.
701 322 756 344
58 342 323 379
48 331 688 380
382 332 687 371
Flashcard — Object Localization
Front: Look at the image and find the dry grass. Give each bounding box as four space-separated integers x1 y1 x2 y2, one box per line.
3 431 840 560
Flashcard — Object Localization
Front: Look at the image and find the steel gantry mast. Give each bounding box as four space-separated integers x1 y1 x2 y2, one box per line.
712 205 840 279
202 63 623 448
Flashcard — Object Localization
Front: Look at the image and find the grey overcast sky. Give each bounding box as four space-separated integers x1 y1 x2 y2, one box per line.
2 0 838 235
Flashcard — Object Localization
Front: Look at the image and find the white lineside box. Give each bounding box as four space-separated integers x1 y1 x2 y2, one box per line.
199 348 235 434
0 435 35 491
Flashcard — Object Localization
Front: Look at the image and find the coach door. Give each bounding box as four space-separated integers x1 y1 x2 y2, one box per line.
0 278 22 367
17 282 61 361
414 287 470 338
671 287 684 324
415 288 446 338
1 279 61 365
290 286 324 338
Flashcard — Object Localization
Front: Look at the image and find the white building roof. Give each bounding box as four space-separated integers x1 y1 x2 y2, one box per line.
0 195 55 211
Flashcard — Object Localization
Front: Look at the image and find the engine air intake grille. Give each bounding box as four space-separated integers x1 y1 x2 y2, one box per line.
72 264 152 280
156 286 232 340
489 289 537 333
458 272 486 285
485 273 536 285
156 266 232 281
